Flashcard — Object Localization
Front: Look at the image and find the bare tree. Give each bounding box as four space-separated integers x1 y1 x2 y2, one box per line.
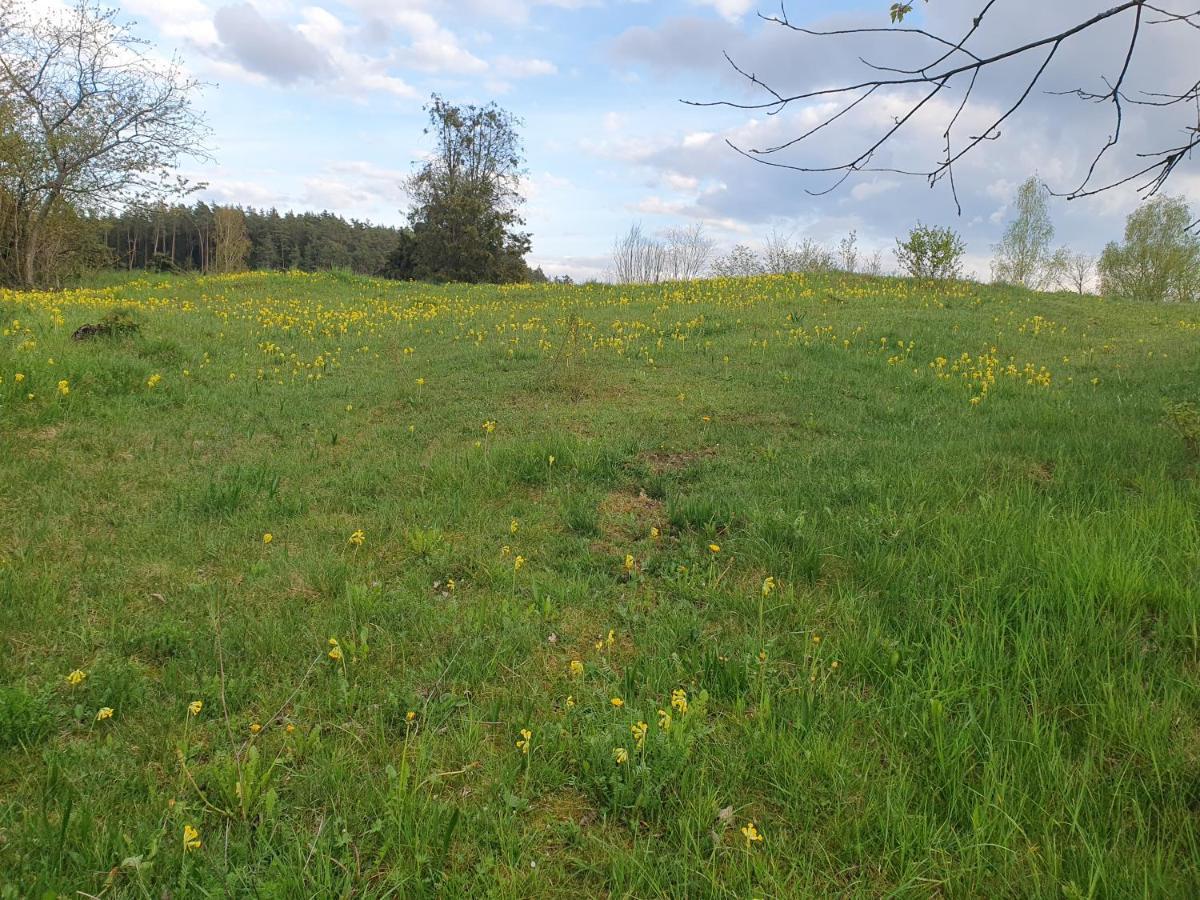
1049 249 1095 295
611 223 667 284
691 2 1200 222
0 0 208 286
664 224 715 280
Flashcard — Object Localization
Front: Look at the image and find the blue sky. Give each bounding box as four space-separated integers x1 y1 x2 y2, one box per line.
114 0 1199 279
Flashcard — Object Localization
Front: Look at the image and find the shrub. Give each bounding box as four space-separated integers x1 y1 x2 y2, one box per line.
895 223 966 279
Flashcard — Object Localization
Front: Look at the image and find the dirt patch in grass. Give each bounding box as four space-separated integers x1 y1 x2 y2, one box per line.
637 446 716 475
591 488 665 556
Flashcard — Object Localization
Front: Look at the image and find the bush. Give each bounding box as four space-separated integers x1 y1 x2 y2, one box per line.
1098 196 1200 303
895 223 966 279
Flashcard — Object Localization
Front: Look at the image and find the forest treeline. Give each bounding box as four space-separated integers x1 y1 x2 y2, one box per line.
96 204 408 277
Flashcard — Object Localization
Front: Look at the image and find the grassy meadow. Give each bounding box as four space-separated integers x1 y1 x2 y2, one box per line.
1 269 1198 897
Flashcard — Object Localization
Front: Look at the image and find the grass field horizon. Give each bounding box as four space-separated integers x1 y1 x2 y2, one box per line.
1 269 1198 897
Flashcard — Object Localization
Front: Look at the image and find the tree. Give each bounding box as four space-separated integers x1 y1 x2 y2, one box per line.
0 1 208 286
694 3 1200 218
710 243 761 278
895 223 965 279
390 95 532 283
213 207 251 273
1048 249 1095 295
992 177 1055 289
611 223 666 284
663 224 715 281
1098 196 1200 302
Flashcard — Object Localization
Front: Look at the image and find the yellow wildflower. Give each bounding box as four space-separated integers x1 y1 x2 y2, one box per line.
565 694 575 709
569 659 584 678
516 728 532 754
348 529 365 546
708 543 720 553
610 697 624 708
188 700 203 717
182 824 202 852
13 372 23 382
741 821 763 847
147 373 162 389
657 709 672 731
671 689 688 715
56 379 69 396
514 555 525 572
250 722 262 735
65 669 87 686
406 710 417 723
613 747 628 765
509 518 519 534
632 721 648 748
96 707 113 721
623 554 635 573
762 576 776 597
650 526 660 539
262 532 273 544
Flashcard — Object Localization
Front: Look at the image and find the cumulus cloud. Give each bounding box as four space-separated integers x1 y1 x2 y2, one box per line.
213 4 331 83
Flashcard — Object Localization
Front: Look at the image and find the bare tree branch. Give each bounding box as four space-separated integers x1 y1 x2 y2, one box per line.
688 1 1198 221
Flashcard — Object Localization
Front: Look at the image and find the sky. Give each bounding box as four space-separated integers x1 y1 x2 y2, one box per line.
105 0 1200 280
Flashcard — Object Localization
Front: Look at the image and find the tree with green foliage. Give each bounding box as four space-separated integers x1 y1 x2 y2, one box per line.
0 0 207 287
213 207 251 274
386 95 533 283
1099 196 1200 303
992 177 1055 289
895 223 965 280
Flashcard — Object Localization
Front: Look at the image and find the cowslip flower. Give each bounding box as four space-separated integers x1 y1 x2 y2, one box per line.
147 373 162 389
657 709 672 731
610 697 624 709
65 669 87 686
632 721 648 748
569 659 584 678
250 722 262 735
348 529 365 546
328 638 343 661
56 379 69 396
671 689 688 715
96 707 114 721
650 526 660 540
762 576 776 597
182 824 202 852
405 710 417 723
262 532 273 544
188 700 203 717
741 821 763 847
516 728 532 754
482 420 496 434
613 747 629 765
513 555 525 572
623 554 635 573
509 519 519 534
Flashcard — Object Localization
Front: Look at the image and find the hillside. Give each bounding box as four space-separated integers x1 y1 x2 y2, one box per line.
1 271 1198 896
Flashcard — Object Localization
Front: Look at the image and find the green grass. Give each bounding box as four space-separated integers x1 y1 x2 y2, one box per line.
1 270 1198 897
